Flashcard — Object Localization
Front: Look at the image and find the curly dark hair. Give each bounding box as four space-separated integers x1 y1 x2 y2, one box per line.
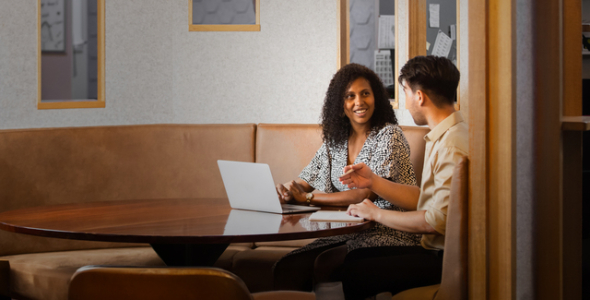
321 63 397 148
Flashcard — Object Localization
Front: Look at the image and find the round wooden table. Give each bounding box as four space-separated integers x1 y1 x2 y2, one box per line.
0 198 373 266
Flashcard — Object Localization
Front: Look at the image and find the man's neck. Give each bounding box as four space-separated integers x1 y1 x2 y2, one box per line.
426 106 456 130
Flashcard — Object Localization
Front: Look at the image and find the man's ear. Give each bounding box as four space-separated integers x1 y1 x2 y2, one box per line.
415 90 427 106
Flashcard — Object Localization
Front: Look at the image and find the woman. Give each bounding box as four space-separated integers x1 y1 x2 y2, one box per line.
273 63 420 291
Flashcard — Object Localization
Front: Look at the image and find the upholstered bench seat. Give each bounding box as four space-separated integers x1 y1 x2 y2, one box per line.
2 247 164 300
0 123 429 300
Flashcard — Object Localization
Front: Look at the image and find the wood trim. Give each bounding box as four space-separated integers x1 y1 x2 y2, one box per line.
38 101 106 110
563 0 581 116
408 0 426 59
255 0 260 26
562 131 583 300
37 0 106 110
37 0 41 108
97 0 105 105
533 0 563 298
394 0 399 108
562 116 590 131
488 1 516 299
188 24 260 31
188 0 261 32
405 0 426 109
337 0 349 69
455 0 460 110
561 2 583 299
467 0 488 299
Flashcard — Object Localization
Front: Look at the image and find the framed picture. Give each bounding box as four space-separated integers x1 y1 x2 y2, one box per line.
40 0 66 52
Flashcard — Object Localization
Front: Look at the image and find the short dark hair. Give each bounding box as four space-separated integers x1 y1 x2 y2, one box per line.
398 56 460 107
321 63 397 148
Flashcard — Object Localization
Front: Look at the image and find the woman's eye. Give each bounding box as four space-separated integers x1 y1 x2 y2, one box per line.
362 91 371 96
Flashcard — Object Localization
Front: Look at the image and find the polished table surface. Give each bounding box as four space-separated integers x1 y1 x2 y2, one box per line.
0 198 373 265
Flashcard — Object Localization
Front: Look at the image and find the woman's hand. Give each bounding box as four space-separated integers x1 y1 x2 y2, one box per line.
287 180 308 205
339 163 376 189
276 183 293 204
347 199 380 221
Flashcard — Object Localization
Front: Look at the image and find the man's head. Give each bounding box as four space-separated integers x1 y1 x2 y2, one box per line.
398 56 460 125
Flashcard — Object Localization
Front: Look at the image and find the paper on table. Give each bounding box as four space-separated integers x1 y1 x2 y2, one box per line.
309 211 364 223
378 15 395 49
429 4 440 28
431 30 453 58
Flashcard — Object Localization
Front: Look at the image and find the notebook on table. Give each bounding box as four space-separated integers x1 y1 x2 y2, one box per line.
308 211 364 223
217 160 321 214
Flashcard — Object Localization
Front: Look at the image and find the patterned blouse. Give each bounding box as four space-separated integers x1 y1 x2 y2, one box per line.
291 123 421 254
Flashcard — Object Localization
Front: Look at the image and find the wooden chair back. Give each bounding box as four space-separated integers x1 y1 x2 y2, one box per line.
68 266 253 300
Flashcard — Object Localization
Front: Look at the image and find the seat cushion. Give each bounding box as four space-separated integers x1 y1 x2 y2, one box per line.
391 284 440 300
1 247 165 300
254 238 316 249
231 247 297 293
214 243 256 270
252 291 316 300
1 243 253 300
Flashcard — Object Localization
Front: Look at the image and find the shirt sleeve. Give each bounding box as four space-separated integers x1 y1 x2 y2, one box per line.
423 146 468 235
298 143 334 193
371 125 417 186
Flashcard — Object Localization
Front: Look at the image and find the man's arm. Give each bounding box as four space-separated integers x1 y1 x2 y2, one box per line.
347 199 437 234
339 163 420 211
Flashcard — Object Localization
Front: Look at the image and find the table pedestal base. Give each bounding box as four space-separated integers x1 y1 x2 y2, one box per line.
151 243 229 266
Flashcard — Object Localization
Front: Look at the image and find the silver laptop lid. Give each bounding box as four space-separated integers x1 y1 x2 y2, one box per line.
217 160 283 214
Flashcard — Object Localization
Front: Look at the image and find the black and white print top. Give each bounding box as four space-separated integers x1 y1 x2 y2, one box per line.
294 123 421 253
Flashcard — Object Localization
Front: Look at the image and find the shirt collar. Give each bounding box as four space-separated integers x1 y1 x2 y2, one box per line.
424 111 464 143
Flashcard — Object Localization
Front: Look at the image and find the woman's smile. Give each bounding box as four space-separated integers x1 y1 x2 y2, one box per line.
343 77 375 128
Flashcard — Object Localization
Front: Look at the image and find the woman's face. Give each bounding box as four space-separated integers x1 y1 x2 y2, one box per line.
343 77 375 129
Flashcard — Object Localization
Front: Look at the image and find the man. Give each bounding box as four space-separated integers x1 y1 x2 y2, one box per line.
337 55 468 299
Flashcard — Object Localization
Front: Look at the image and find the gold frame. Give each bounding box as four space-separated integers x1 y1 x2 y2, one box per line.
37 0 105 109
189 0 261 32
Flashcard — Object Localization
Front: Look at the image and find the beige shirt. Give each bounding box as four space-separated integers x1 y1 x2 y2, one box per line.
417 111 468 250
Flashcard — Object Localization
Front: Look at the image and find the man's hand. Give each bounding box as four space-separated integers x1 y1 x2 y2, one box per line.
347 199 381 221
339 163 376 189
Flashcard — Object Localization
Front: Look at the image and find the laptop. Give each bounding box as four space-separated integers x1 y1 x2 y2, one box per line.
217 160 321 214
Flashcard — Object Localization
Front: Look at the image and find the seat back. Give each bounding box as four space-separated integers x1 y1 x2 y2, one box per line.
399 125 430 185
435 156 469 300
255 124 429 186
255 124 324 185
0 124 256 256
68 266 253 300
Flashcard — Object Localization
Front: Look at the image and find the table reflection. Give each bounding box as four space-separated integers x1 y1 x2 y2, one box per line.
223 209 364 236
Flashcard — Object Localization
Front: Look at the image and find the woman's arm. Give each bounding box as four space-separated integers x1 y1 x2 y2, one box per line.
288 181 377 206
278 179 377 206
